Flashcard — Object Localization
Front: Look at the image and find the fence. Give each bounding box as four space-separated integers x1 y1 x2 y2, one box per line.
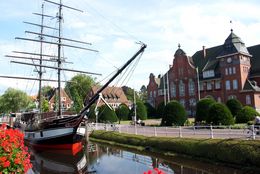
86 123 260 140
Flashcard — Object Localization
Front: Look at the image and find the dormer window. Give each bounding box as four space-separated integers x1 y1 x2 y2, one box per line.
202 70 215 78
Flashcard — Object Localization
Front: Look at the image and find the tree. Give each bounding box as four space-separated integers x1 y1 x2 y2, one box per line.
207 103 234 125
122 86 140 102
139 85 147 102
40 85 53 98
236 106 259 123
0 88 31 113
161 100 187 126
115 104 130 123
195 98 216 123
65 74 95 112
144 102 157 118
136 101 147 120
129 101 147 120
226 99 243 118
156 102 165 119
42 99 49 112
98 104 118 123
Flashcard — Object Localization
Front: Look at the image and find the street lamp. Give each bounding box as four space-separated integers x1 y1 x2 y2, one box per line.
196 67 200 101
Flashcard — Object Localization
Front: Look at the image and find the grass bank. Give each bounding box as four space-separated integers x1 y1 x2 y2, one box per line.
90 130 260 169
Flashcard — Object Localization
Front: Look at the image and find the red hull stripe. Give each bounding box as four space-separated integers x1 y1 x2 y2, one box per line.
28 142 83 155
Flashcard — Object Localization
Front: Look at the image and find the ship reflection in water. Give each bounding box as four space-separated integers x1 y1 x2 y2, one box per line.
28 142 249 174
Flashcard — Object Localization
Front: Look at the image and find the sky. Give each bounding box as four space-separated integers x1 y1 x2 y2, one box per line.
0 0 260 96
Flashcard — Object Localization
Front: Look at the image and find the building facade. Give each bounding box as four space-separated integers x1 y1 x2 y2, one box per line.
147 30 260 115
86 86 131 110
48 88 73 111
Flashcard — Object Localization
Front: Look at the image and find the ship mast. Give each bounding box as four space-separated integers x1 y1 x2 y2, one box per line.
57 0 62 116
38 3 44 113
3 0 100 116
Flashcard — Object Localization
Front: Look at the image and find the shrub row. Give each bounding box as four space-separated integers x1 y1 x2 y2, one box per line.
90 130 260 168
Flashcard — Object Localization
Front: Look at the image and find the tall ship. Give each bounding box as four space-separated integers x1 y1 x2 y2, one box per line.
2 0 146 149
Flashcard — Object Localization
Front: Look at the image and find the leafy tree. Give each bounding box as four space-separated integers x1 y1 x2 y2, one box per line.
129 101 147 120
207 103 234 125
116 103 130 123
65 74 95 112
139 85 147 102
161 100 187 126
42 99 49 112
26 100 36 111
236 106 259 123
226 99 243 117
122 86 140 102
156 102 165 119
195 98 216 123
144 102 157 118
0 88 31 113
136 101 147 120
98 104 118 123
40 85 53 98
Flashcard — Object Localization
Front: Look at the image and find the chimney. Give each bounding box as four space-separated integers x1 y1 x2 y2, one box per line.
202 46 206 58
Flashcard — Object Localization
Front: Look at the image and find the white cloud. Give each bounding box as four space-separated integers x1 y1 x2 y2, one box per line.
1 0 260 93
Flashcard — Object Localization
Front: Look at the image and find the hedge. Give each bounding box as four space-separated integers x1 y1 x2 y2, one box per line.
90 130 260 168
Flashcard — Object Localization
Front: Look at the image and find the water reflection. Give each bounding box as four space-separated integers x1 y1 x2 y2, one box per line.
29 142 252 174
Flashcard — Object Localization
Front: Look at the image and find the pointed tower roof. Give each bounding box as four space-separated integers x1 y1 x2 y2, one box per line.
217 29 250 57
174 43 186 56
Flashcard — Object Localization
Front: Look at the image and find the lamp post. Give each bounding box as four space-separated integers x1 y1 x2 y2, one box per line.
196 67 200 101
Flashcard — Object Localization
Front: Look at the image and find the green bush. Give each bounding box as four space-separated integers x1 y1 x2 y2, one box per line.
90 130 260 168
144 102 157 118
236 106 259 123
207 103 234 125
161 100 187 126
129 101 147 120
115 103 130 121
98 104 118 123
156 102 165 118
195 98 216 123
226 99 243 117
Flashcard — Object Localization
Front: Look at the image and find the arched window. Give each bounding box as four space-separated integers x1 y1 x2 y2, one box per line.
170 82 176 97
179 80 185 96
188 79 195 96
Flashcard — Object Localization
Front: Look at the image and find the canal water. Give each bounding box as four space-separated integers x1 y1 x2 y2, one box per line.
28 141 252 174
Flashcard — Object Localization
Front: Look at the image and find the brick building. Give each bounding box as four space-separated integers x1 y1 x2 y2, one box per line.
47 88 73 111
147 30 260 115
86 86 131 110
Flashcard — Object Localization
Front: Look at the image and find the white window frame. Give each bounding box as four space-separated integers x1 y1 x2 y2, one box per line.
233 79 238 90
170 82 176 97
207 81 212 90
215 81 221 89
233 67 236 74
246 95 251 105
225 68 228 75
229 67 232 75
188 79 195 96
179 80 185 97
226 80 231 90
180 99 185 107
